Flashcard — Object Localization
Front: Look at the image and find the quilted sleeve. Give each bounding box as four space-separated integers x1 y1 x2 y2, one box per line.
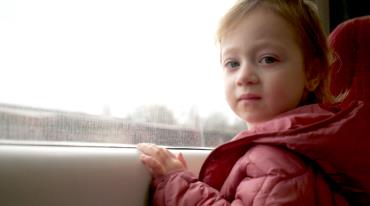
151 170 232 206
228 145 348 206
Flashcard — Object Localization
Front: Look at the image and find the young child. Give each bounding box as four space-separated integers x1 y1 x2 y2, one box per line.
137 0 370 205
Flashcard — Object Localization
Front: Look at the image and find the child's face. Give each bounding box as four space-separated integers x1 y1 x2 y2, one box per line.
221 6 306 128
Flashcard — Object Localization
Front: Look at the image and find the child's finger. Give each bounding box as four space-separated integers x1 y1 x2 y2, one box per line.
177 152 188 169
137 143 174 160
137 143 157 156
139 154 164 177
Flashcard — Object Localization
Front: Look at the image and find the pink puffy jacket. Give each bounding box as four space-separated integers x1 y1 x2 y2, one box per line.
150 101 370 205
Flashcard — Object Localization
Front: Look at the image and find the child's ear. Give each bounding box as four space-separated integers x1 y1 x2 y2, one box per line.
305 77 320 92
305 59 321 92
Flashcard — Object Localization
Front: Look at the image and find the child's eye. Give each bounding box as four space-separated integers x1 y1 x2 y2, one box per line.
224 61 240 69
259 56 278 64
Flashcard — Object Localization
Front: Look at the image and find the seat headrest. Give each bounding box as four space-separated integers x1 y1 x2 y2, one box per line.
329 16 370 104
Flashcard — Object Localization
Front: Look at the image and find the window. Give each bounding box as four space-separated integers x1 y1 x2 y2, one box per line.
0 0 246 147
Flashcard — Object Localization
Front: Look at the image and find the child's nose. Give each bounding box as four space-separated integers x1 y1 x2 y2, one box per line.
236 63 258 86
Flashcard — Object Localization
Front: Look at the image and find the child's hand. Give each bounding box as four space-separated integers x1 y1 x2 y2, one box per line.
137 143 187 178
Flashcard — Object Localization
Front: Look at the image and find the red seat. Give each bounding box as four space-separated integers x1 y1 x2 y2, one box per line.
329 16 370 105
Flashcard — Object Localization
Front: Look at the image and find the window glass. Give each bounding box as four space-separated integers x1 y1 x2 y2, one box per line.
0 0 246 147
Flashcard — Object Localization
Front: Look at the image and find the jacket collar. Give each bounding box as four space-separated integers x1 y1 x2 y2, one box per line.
233 103 336 141
199 102 366 193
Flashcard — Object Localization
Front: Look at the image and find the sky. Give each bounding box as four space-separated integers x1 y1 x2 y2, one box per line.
0 0 237 121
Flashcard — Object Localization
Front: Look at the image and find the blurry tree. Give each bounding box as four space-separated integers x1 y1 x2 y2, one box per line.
229 118 247 133
128 105 177 125
202 112 229 132
184 106 202 130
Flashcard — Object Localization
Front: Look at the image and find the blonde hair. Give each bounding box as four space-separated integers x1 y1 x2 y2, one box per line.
217 0 337 105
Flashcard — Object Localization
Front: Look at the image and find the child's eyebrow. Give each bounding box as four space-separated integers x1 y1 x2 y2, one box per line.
221 40 285 58
221 47 239 58
250 40 286 51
